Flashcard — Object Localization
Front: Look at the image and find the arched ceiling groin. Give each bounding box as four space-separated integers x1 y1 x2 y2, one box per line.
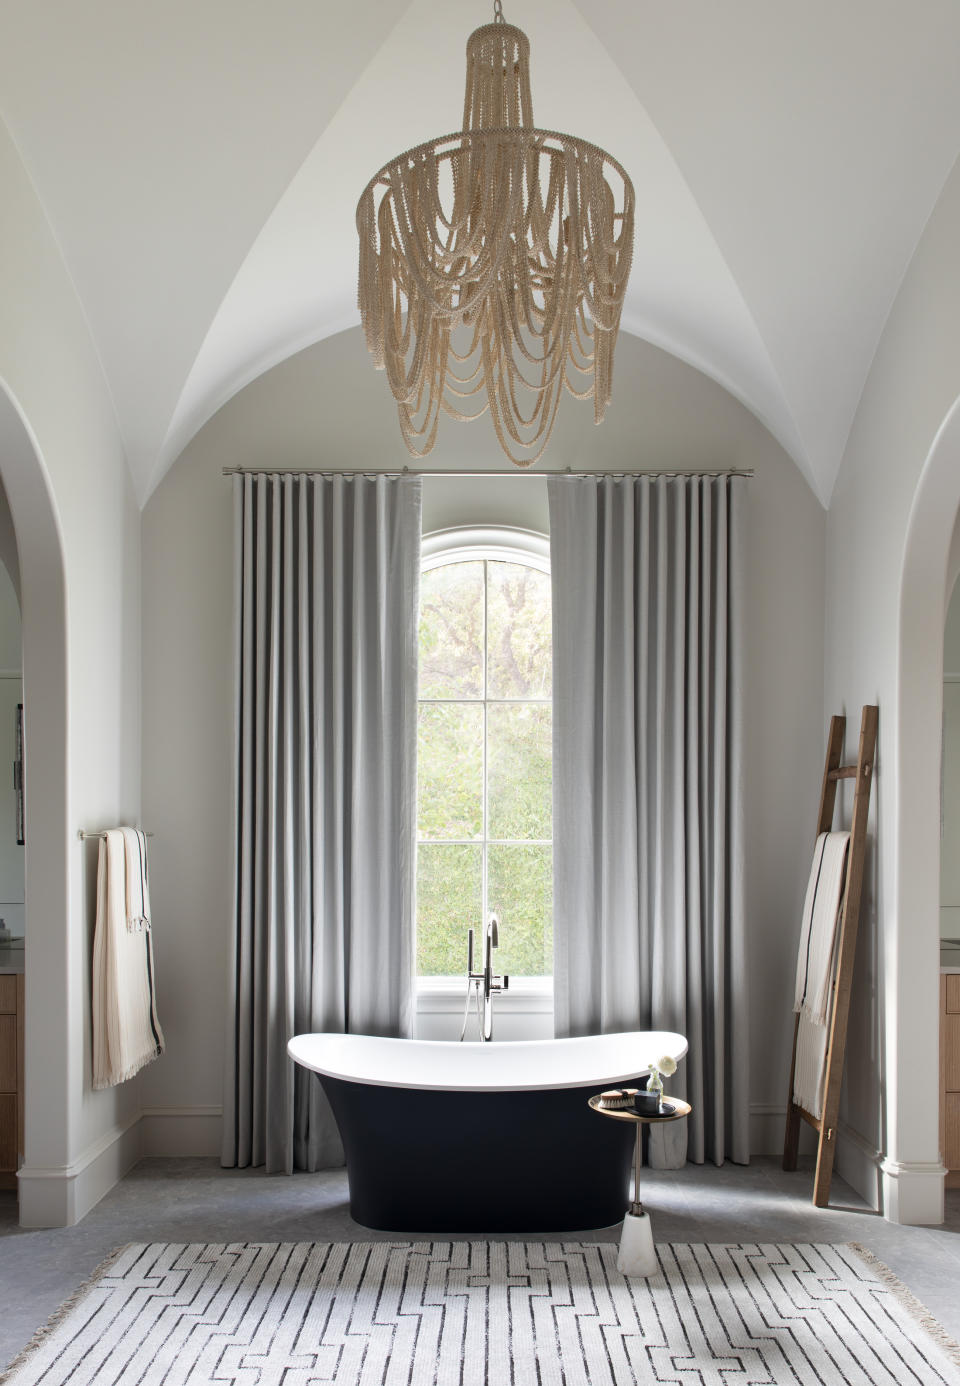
2 0 959 506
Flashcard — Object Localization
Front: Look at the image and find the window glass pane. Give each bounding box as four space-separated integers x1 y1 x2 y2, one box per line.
418 704 483 839
417 844 481 975
487 844 553 976
419 562 484 699
487 704 552 841
486 561 551 699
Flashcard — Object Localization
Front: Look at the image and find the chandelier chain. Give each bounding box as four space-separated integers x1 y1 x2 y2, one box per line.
493 0 504 22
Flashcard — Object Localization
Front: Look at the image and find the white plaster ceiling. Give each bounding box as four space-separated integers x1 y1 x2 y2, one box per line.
1 0 959 506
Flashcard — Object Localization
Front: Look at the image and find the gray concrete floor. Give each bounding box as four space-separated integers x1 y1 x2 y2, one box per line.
0 1158 958 1374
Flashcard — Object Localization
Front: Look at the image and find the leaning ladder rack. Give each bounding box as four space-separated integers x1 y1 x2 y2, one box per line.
782 704 878 1207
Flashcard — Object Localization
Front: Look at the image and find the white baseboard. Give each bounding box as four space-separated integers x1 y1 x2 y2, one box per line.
836 1122 882 1212
752 1109 884 1213
749 1104 815 1157
140 1106 222 1157
764 1115 943 1225
880 1156 947 1225
17 1106 223 1226
18 1110 142 1228
19 1103 941 1228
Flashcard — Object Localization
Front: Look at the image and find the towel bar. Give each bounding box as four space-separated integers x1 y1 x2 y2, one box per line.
78 829 154 840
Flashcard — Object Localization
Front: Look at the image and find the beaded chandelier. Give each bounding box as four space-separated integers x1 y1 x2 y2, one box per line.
356 6 635 468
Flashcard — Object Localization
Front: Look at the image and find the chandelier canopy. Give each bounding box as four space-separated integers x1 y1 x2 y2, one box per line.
356 10 635 468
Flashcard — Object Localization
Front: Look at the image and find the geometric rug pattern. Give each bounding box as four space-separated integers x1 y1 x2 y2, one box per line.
3 1240 958 1385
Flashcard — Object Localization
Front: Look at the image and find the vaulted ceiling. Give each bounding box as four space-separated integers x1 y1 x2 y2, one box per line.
2 0 959 506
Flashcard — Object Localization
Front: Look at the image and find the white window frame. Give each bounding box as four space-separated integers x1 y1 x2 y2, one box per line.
416 525 553 1007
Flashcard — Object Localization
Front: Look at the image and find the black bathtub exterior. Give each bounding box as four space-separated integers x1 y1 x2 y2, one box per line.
319 1073 643 1233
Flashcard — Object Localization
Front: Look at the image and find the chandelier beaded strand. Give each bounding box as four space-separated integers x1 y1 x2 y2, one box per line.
356 9 635 467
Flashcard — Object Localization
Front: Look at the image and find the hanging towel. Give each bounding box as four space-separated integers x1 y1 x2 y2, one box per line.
92 829 165 1089
793 830 850 1025
120 826 151 931
791 829 849 1118
793 1012 830 1117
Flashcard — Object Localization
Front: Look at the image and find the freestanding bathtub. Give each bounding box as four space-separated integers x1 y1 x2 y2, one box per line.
288 1030 688 1233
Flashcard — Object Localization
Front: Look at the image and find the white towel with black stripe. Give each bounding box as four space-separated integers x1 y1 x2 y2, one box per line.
792 830 850 1116
120 826 151 931
93 829 165 1089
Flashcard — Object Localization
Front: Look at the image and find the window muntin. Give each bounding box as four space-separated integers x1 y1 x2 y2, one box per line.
416 545 552 980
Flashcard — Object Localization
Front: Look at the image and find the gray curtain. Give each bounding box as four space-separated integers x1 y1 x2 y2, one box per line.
223 472 421 1174
549 473 748 1167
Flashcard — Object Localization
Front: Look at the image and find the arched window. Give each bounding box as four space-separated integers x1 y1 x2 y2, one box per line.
417 528 552 982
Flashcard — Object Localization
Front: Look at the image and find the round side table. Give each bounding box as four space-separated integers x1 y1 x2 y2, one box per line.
588 1093 692 1276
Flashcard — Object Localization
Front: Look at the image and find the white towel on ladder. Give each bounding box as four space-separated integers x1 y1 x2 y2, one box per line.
793 1013 830 1118
792 830 850 1117
794 831 850 1024
92 828 165 1089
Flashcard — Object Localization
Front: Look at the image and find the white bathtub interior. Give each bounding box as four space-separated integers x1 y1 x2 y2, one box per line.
288 1029 688 1092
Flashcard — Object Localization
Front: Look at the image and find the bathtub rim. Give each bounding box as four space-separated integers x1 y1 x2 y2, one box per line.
287 1029 688 1093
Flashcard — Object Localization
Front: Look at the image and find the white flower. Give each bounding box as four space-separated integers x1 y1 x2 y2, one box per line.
657 1054 677 1077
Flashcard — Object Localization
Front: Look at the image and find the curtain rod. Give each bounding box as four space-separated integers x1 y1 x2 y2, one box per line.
221 466 754 480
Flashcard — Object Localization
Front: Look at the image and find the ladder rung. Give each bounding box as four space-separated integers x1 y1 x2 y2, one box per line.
827 766 858 781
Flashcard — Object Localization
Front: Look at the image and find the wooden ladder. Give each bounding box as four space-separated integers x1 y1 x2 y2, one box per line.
782 704 878 1206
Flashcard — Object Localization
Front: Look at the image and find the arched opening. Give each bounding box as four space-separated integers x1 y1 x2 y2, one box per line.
0 381 70 1227
892 391 960 1223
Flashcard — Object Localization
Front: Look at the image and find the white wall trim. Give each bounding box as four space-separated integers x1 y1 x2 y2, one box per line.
18 1109 142 1228
18 1105 227 1224
416 980 554 1015
750 1104 786 1156
880 1156 946 1225
750 1110 896 1218
893 390 960 1225
836 1121 882 1212
140 1105 223 1158
420 525 549 570
748 1103 818 1157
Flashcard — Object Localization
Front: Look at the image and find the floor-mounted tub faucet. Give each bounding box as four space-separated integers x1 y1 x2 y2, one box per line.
460 912 509 1042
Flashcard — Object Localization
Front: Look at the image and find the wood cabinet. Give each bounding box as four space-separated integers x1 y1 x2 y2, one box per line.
942 973 960 1189
0 972 24 1191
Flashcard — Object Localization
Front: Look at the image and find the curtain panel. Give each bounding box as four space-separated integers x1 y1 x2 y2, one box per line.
223 472 422 1174
549 473 748 1166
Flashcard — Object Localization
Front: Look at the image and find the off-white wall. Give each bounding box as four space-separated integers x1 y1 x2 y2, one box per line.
945 582 960 676
823 152 960 1223
0 552 24 934
0 558 21 672
0 476 21 609
943 584 960 939
0 116 142 1225
141 326 825 1159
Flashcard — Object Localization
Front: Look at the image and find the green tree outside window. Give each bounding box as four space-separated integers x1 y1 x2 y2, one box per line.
417 554 552 978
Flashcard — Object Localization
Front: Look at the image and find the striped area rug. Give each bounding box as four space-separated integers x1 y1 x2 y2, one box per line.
3 1240 958 1385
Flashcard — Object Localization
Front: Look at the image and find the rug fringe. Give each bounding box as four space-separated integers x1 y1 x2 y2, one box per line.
0 1244 130 1384
847 1241 960 1372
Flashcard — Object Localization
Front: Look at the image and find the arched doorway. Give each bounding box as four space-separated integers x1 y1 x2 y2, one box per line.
892 391 960 1224
0 381 70 1226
